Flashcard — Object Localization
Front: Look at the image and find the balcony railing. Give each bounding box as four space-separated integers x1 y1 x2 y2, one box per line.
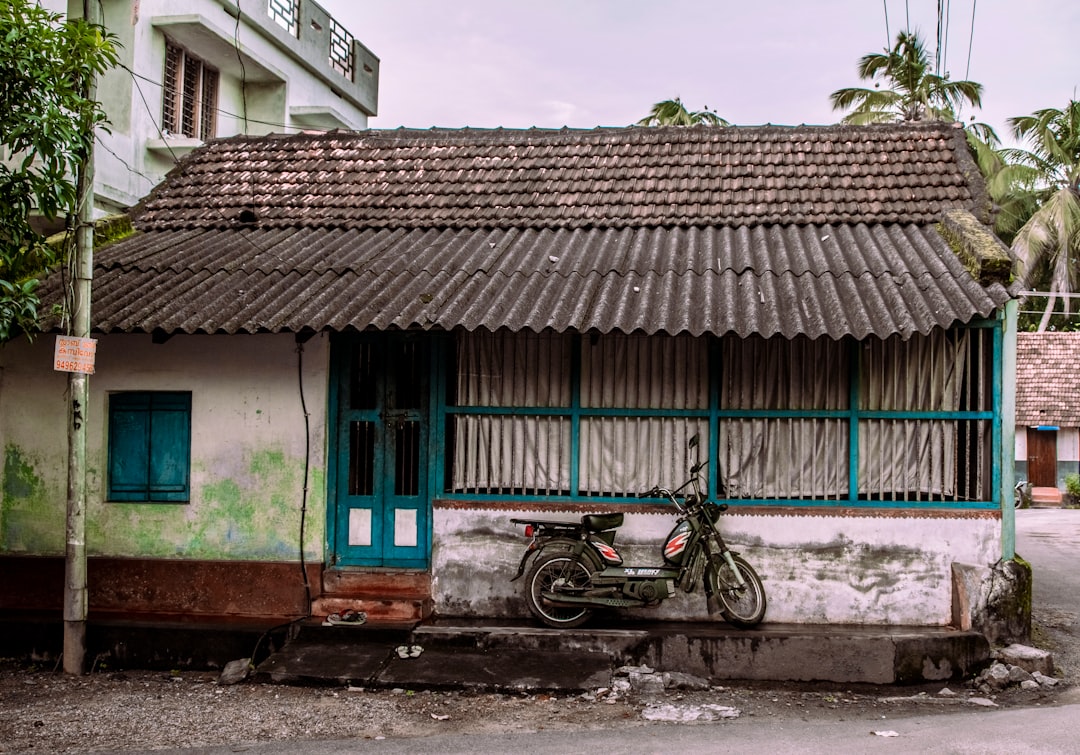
268 0 299 37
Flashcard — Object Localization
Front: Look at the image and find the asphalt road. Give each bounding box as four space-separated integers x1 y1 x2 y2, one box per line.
163 703 1080 755
1015 508 1080 678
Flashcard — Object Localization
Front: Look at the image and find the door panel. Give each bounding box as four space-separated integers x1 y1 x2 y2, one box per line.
1028 429 1058 488
332 334 430 568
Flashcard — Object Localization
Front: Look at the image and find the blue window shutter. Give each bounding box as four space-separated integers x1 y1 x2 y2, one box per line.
148 394 191 501
108 392 191 502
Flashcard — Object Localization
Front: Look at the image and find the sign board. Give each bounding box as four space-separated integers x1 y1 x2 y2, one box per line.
53 336 98 375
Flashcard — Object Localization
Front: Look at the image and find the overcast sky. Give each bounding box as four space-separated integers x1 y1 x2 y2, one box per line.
320 0 1077 146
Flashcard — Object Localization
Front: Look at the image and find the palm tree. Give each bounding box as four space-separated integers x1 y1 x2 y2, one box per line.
637 98 729 127
831 31 1021 241
830 30 984 125
1007 101 1080 331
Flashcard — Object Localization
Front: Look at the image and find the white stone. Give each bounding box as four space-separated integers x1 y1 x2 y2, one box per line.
217 658 251 686
997 644 1055 676
641 704 740 722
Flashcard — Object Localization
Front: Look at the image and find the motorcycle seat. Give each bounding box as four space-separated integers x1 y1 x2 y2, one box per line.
581 513 624 532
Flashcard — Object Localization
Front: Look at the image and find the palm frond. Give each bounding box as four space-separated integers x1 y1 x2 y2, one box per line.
637 98 730 127
830 30 982 127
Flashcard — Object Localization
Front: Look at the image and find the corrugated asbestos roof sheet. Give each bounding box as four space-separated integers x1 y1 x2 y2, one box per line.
43 123 1014 339
1015 333 1080 425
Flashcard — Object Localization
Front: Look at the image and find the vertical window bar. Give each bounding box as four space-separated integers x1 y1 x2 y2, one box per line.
199 68 218 141
348 421 374 496
180 52 200 137
162 41 182 133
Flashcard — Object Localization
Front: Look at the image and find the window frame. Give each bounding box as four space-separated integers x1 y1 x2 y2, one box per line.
439 323 1002 510
107 391 193 503
161 38 218 142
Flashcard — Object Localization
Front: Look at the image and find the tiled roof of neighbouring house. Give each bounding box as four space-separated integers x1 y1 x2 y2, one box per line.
1016 333 1080 425
40 123 1014 339
133 123 993 230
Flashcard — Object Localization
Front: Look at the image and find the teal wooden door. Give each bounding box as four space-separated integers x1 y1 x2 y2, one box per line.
330 334 430 568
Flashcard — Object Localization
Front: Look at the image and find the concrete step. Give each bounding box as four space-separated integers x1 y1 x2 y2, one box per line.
313 569 433 623
253 618 991 689
310 596 430 623
1031 487 1063 508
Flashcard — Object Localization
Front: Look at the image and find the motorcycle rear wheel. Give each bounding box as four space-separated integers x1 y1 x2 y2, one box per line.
525 552 594 629
708 554 766 628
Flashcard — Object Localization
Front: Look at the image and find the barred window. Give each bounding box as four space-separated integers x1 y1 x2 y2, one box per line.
444 326 997 507
448 330 707 497
162 39 218 141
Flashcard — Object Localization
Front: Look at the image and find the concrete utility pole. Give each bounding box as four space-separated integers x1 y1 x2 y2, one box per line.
63 0 99 674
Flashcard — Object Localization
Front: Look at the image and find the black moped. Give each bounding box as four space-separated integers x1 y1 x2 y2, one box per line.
510 439 766 628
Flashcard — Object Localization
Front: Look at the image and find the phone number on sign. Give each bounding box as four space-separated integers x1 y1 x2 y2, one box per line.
55 360 94 373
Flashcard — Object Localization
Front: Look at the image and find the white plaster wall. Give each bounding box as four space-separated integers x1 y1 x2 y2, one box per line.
1059 428 1080 462
0 333 329 561
432 506 1002 626
1015 427 1027 460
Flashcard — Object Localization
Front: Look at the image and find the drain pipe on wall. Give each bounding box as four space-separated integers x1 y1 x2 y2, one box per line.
295 332 315 616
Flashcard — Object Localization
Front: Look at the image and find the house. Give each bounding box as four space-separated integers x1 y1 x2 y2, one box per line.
1015 332 1080 501
0 123 1022 635
37 0 378 218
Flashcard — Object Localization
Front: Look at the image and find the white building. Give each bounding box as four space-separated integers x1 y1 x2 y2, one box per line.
45 0 378 215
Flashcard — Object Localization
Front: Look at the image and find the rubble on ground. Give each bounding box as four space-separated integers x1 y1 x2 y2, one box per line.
967 644 1061 695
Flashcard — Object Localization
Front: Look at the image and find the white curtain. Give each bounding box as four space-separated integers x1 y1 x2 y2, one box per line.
450 328 979 502
858 330 967 499
578 334 708 495
719 335 850 498
451 331 707 496
452 330 571 493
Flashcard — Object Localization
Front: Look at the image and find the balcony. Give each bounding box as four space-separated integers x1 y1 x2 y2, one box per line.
152 0 378 120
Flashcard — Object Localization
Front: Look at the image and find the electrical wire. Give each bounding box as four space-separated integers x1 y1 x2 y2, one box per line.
122 64 348 135
232 0 250 133
296 339 313 617
883 0 890 46
119 63 278 260
935 0 944 75
965 0 978 80
943 0 952 75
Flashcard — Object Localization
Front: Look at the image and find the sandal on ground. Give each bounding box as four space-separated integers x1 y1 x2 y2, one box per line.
326 609 367 625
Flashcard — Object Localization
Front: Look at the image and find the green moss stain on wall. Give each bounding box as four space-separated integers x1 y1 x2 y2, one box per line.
1 445 64 553
87 446 326 561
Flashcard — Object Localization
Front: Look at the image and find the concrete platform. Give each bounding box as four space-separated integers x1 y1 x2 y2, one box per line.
253 617 990 691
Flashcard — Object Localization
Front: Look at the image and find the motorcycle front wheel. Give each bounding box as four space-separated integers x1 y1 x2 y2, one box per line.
707 554 766 628
525 552 594 629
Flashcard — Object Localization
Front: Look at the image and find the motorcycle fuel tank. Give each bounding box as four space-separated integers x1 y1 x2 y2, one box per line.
663 520 692 565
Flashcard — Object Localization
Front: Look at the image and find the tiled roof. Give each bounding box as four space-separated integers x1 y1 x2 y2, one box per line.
1016 333 1080 425
41 123 1013 339
134 123 993 230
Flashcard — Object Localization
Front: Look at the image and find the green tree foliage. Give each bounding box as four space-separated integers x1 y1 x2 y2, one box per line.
638 98 730 127
1006 101 1080 331
0 0 118 341
829 30 984 125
